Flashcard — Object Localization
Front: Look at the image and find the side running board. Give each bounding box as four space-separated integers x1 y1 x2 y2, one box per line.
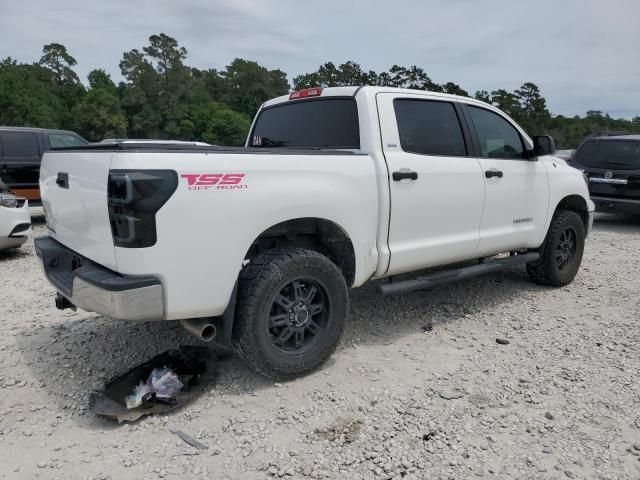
378 252 540 296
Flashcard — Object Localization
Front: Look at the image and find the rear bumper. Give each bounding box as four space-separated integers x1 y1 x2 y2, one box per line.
591 196 640 215
34 236 164 321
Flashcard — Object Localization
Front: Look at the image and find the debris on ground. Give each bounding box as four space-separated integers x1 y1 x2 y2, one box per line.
496 338 510 345
467 393 491 407
315 417 362 444
440 390 464 400
90 346 215 423
169 428 209 450
125 367 184 409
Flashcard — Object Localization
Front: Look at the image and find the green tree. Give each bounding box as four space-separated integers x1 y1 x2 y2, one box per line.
72 88 127 141
0 58 65 127
515 82 549 131
474 90 491 103
119 34 192 138
201 103 251 145
442 82 468 97
220 58 289 117
491 89 521 118
39 43 80 85
72 69 126 141
586 110 604 119
88 69 116 90
294 62 441 91
385 65 441 90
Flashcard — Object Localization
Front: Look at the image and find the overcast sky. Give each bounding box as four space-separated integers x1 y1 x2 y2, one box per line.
1 0 638 118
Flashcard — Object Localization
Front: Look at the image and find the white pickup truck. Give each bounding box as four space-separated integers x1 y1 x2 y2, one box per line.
36 86 594 379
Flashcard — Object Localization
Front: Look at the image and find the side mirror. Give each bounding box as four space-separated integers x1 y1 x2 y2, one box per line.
532 135 555 157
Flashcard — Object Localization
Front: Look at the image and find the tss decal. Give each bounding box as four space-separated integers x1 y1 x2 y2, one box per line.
181 174 247 191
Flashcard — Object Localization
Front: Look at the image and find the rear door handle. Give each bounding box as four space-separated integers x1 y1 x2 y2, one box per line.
485 170 503 179
56 172 69 189
392 170 418 181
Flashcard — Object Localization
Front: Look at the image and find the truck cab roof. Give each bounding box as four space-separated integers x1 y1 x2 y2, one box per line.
262 86 489 109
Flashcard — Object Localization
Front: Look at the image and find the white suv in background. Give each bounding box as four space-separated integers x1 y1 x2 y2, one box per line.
0 189 31 250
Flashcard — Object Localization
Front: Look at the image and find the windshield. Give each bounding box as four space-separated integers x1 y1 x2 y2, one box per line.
249 98 360 149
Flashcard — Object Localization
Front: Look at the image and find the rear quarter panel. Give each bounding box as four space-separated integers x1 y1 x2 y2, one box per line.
110 151 379 320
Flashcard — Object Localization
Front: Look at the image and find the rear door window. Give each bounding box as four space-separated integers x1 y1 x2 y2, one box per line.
0 132 40 162
394 99 467 157
250 98 360 149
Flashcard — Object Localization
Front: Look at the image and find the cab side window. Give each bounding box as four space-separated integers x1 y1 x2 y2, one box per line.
0 132 40 161
468 106 525 160
394 99 467 157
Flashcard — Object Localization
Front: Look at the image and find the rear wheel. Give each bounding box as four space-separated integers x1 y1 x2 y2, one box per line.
233 248 348 379
527 209 585 287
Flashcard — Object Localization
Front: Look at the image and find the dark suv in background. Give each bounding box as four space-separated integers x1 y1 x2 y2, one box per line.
0 127 88 205
573 135 640 215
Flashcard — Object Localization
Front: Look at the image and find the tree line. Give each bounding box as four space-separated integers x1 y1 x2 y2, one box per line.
1 33 638 147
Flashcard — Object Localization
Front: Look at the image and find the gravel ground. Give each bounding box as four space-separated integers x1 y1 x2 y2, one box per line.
1 215 639 480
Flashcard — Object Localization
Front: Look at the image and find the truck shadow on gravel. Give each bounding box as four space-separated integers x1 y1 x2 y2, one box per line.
0 247 32 261
592 212 640 233
345 268 534 348
15 266 544 427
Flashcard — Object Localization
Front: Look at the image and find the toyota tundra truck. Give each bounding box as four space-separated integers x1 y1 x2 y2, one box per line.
35 86 594 379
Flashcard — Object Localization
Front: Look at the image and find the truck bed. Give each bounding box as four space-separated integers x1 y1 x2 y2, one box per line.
52 142 359 156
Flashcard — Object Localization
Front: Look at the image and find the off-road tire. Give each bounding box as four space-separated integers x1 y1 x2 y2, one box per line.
527 209 585 287
233 248 349 379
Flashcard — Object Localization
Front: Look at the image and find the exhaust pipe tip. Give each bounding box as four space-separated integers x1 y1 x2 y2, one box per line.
200 323 217 342
180 318 217 343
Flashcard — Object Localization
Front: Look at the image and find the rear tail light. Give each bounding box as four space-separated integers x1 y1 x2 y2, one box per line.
107 170 178 248
289 87 323 100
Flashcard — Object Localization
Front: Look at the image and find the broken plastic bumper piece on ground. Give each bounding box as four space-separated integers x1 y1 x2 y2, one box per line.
125 368 184 409
90 346 215 423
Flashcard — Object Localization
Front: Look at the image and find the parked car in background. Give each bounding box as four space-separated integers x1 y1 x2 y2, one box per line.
0 127 88 205
554 149 575 164
573 135 640 214
0 191 30 251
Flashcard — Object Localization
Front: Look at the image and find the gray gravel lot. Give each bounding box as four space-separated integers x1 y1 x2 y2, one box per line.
1 215 639 480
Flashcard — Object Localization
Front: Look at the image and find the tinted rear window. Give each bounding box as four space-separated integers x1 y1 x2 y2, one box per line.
1 132 40 161
576 140 640 170
250 98 360 149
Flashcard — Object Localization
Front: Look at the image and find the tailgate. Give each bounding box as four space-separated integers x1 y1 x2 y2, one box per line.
40 150 116 269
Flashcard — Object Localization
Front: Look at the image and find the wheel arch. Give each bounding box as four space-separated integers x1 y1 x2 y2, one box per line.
243 217 357 288
554 194 590 230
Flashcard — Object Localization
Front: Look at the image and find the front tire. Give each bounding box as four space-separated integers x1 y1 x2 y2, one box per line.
233 248 349 379
527 209 585 287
